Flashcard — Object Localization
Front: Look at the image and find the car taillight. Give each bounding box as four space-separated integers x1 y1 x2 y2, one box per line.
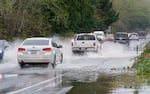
90 32 94 34
125 36 129 40
43 48 52 52
18 48 25 52
93 43 96 46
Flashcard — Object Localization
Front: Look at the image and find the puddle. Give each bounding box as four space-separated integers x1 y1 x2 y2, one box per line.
66 73 150 94
0 71 63 94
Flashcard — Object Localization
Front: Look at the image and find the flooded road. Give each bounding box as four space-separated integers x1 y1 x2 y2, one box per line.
66 73 150 94
0 38 149 94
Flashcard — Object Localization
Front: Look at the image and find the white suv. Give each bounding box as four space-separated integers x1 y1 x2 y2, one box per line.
94 31 105 41
71 33 101 52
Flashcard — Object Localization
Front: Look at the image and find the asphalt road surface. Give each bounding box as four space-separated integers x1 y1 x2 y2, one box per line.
0 37 149 94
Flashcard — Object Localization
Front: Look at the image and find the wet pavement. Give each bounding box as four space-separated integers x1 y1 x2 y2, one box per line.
66 73 150 94
0 38 149 94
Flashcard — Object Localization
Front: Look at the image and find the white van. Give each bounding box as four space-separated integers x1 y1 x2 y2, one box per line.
94 31 105 41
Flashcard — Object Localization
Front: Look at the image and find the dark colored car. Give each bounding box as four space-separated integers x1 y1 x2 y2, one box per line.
114 32 129 44
137 31 147 39
0 40 9 60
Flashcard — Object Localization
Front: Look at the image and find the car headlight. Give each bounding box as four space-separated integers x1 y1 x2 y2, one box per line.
0 50 2 53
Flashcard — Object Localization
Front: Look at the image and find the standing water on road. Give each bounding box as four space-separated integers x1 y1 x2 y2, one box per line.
0 38 149 94
66 73 150 94
58 38 150 94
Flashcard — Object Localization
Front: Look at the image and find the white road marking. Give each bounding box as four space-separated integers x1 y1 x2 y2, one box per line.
8 74 63 94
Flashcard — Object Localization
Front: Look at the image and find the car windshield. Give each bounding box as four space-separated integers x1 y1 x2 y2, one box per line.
95 33 104 36
23 40 49 46
77 35 95 40
130 35 137 38
116 34 127 37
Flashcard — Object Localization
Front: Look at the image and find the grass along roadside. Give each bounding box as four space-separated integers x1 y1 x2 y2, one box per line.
132 42 150 75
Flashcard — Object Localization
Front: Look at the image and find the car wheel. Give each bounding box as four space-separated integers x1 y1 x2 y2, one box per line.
51 56 56 68
44 63 49 68
72 50 76 53
127 41 129 46
95 47 98 53
19 63 24 69
0 52 4 60
72 50 77 54
60 53 63 64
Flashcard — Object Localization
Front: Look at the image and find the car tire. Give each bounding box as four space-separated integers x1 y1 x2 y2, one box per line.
44 63 49 68
0 52 4 60
60 53 63 64
72 50 76 53
51 56 56 68
95 46 98 53
19 63 24 69
72 50 77 54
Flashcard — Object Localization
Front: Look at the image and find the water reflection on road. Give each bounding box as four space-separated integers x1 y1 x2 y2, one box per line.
0 70 63 94
66 72 150 94
0 38 149 94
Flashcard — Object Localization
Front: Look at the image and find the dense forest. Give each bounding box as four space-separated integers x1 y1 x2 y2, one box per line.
0 0 118 39
1 0 150 39
112 0 150 32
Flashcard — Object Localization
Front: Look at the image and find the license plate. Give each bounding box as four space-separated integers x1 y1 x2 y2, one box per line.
31 51 37 54
119 37 122 40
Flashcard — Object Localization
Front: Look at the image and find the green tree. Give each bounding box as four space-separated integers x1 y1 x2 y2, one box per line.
0 0 15 39
41 0 69 35
112 0 150 32
96 0 119 30
0 0 120 39
79 0 97 32
13 0 47 38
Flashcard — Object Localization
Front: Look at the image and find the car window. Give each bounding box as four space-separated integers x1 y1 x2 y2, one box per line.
51 41 57 47
130 34 137 36
51 38 58 47
77 35 95 40
23 40 49 46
